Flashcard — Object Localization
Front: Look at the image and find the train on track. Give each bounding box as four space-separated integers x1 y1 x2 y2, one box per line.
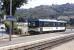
28 19 67 34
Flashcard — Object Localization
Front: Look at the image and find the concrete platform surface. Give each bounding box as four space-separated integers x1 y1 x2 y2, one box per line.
0 33 63 47
0 31 73 50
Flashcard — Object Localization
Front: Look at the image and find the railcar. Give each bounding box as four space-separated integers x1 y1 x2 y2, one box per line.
28 19 67 33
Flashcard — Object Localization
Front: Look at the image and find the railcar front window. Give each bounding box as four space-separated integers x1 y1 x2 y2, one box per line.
28 21 39 28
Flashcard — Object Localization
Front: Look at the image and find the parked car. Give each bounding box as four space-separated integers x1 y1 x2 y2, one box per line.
0 23 6 33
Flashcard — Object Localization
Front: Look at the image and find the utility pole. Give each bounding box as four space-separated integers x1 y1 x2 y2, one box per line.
9 0 12 41
0 0 1 14
0 0 3 14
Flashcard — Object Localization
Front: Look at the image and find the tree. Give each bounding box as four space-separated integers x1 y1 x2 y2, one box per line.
2 0 28 35
2 0 27 16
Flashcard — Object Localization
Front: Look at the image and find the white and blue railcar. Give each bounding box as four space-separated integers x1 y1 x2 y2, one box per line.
28 19 66 33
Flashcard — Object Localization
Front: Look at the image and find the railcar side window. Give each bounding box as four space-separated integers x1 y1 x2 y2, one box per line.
60 23 65 27
49 22 56 27
56 23 65 27
39 21 44 27
49 22 53 27
43 22 56 27
44 22 49 27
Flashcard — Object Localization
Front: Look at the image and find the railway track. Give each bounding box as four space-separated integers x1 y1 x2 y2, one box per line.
24 34 74 50
42 35 74 50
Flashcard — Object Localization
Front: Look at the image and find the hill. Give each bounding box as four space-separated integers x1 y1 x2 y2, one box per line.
15 3 74 19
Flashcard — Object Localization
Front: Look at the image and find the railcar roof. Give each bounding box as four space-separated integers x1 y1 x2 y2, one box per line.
38 19 67 23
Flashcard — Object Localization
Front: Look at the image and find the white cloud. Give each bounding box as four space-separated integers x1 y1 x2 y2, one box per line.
20 0 74 9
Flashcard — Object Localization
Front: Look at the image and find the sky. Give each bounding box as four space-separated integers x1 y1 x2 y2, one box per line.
20 0 74 9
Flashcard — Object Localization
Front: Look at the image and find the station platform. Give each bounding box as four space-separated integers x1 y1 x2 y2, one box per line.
0 32 74 50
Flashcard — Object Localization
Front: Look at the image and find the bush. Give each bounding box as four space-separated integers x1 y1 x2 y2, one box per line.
13 28 22 35
4 21 21 35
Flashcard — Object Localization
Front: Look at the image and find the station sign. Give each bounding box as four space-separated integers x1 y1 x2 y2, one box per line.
6 16 16 21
